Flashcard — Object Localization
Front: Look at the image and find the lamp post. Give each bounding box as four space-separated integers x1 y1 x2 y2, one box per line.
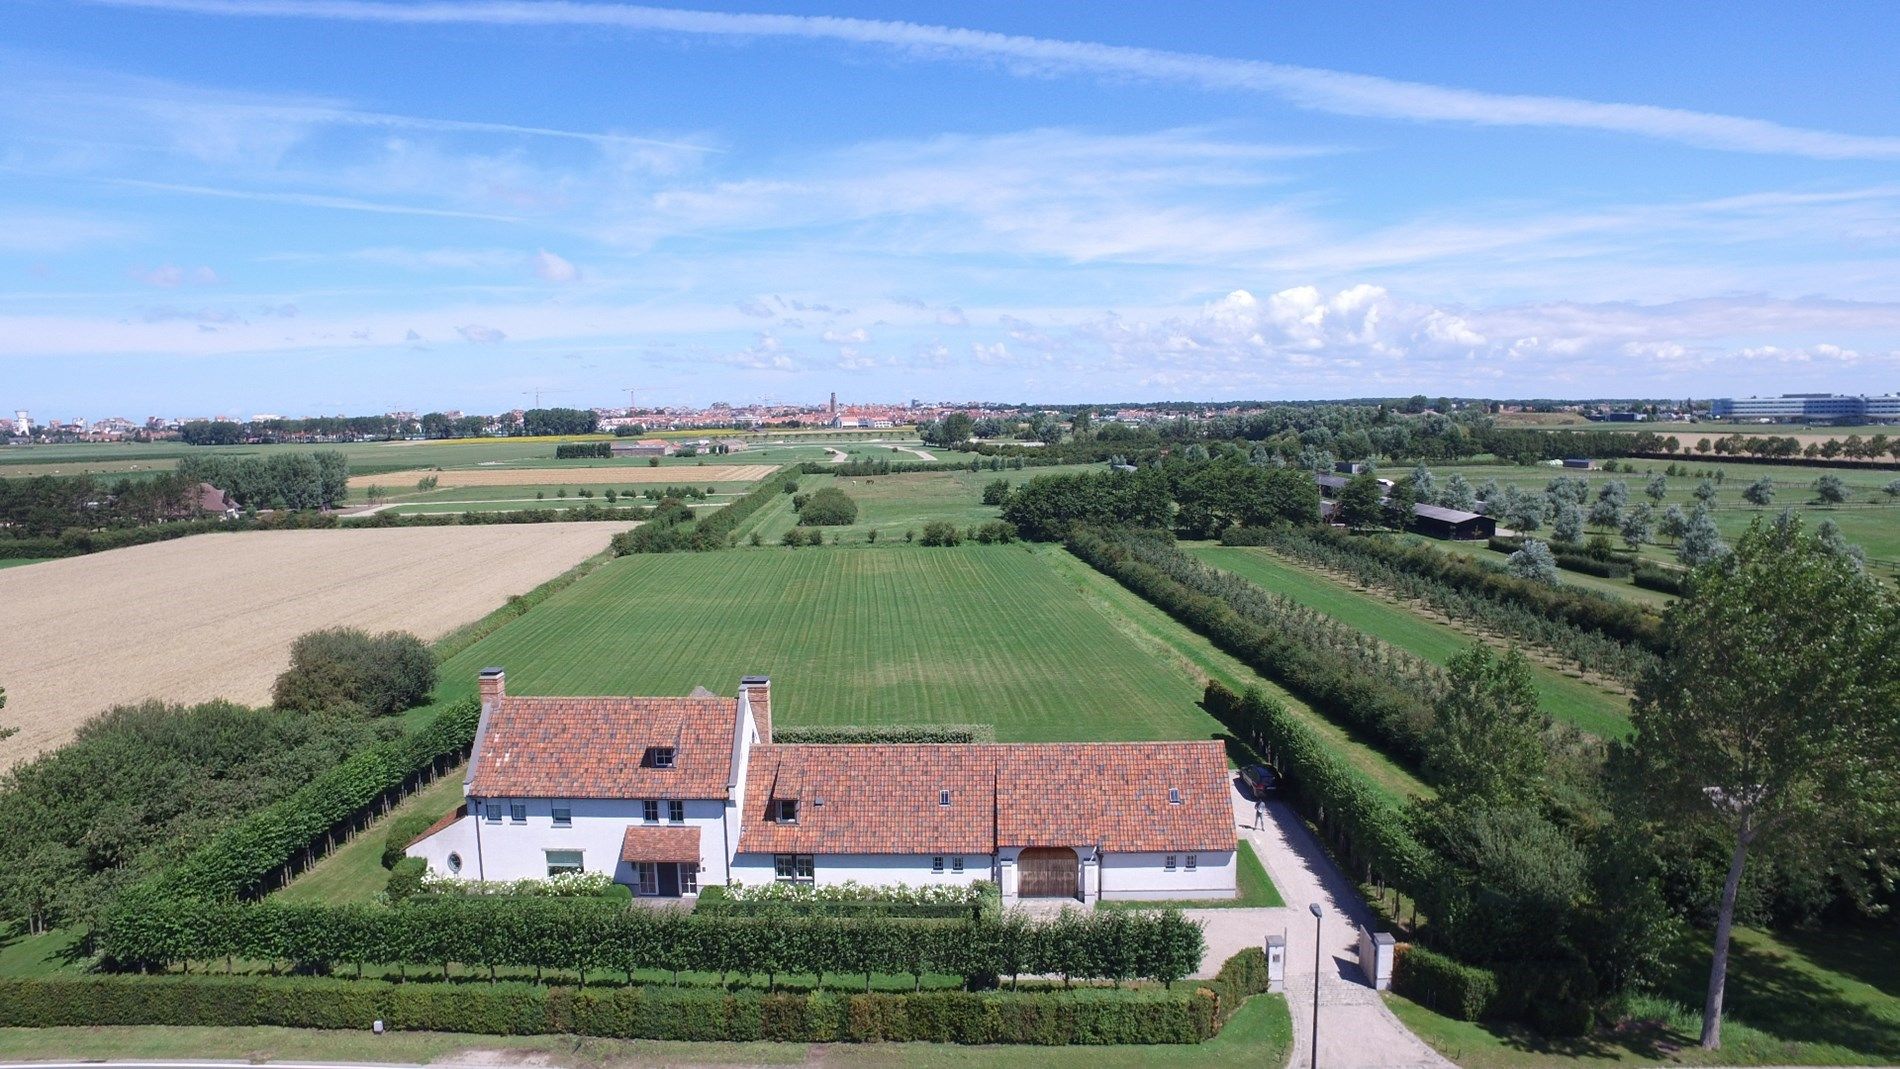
1308 901 1324 1069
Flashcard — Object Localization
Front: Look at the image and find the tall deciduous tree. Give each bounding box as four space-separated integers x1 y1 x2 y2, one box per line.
1337 472 1386 529
1628 516 1900 1049
1426 645 1548 806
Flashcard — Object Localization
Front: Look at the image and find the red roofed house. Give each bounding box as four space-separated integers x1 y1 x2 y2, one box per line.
408 669 1236 903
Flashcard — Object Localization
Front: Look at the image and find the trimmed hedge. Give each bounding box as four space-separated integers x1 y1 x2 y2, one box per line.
96 898 1205 989
148 697 482 901
554 442 613 459
1633 560 1690 595
1204 681 1430 900
1391 944 1497 1021
0 974 1216 1044
612 469 801 553
694 886 978 920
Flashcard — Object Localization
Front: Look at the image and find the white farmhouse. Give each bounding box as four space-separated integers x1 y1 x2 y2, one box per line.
409 668 1237 903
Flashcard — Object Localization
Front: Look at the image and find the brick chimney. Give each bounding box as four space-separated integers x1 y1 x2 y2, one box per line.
741 674 771 743
479 667 506 715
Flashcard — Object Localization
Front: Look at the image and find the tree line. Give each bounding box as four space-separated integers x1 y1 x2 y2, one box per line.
176 451 348 510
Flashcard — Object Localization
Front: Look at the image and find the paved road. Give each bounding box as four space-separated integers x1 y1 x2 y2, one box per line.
1185 787 1452 1069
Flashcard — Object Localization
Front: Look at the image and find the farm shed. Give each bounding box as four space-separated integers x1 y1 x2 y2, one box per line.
1409 503 1496 540
612 438 676 457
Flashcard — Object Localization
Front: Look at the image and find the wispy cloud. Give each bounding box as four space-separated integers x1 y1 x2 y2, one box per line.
94 176 528 222
80 0 1900 160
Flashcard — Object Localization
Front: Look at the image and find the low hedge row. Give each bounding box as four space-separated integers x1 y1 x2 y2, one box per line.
1487 536 1634 578
148 697 482 901
554 442 613 459
1633 560 1690 595
694 886 978 920
96 897 1205 989
1390 944 1497 1021
0 975 1216 1045
613 469 801 553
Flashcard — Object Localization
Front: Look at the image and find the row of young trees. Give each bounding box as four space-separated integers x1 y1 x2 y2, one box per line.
1238 525 1660 684
98 895 1206 991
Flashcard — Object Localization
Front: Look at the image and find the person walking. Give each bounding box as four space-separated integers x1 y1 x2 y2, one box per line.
1253 798 1266 830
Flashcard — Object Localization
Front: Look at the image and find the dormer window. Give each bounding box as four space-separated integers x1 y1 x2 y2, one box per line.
938 790 951 807
645 747 676 769
1168 788 1182 805
770 798 799 824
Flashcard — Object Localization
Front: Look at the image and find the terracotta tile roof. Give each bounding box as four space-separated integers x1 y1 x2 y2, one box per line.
466 695 738 799
737 744 996 855
998 741 1236 853
743 678 772 743
620 825 705 863
735 741 1234 856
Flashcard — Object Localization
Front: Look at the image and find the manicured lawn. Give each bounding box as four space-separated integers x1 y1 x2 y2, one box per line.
1189 545 1632 738
277 767 468 905
435 543 1223 743
1387 923 1900 1067
0 558 41 569
1101 840 1283 911
0 926 87 977
0 993 1290 1067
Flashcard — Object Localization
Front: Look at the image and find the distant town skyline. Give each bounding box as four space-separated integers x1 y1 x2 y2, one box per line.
5 2 1900 412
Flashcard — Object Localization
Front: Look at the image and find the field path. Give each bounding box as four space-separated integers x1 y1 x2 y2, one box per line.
0 524 630 767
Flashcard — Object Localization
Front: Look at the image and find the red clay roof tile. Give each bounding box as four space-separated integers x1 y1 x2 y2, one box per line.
620 825 705 863
467 695 737 799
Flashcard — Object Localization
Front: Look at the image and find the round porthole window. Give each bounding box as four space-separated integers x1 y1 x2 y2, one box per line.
447 852 463 873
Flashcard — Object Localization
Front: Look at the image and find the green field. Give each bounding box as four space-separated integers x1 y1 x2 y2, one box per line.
749 466 1101 545
0 558 41 570
1189 545 1632 737
434 544 1223 743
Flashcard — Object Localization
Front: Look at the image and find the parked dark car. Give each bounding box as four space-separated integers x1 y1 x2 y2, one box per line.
1239 764 1279 799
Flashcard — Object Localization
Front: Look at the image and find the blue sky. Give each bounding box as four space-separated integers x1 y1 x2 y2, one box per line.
5 1 1900 416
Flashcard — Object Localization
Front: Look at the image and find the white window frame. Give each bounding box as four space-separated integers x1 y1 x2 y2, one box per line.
649 747 676 769
668 799 685 824
483 802 502 823
545 849 584 877
552 803 572 828
773 854 814 884
509 802 527 824
771 798 799 824
1164 854 1178 872
636 861 659 895
642 799 660 824
680 863 699 895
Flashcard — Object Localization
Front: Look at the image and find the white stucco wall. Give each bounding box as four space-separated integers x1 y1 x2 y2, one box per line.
1099 850 1237 900
410 796 731 887
731 852 996 889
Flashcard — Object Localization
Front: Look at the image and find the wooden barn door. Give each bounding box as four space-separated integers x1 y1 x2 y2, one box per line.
1018 847 1079 898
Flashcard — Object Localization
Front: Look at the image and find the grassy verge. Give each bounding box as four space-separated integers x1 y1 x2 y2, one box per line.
0 994 1291 1067
1101 840 1284 911
274 767 467 905
0 927 86 978
1189 544 1632 738
1388 923 1900 1067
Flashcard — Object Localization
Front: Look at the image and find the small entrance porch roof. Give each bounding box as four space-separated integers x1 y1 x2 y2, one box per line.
620 825 702 864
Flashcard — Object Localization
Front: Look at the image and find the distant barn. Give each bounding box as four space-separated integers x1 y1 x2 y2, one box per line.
1409 503 1495 540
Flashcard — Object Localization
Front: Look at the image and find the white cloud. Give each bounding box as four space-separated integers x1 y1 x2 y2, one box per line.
971 340 1013 365
456 323 507 344
131 263 219 287
935 306 968 327
532 249 581 283
90 0 1900 160
821 327 869 344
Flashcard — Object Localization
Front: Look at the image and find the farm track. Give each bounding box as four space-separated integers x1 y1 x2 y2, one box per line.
346 464 777 489
0 524 633 767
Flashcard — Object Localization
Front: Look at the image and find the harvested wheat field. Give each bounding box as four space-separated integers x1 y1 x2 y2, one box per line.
0 524 630 767
347 464 778 490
